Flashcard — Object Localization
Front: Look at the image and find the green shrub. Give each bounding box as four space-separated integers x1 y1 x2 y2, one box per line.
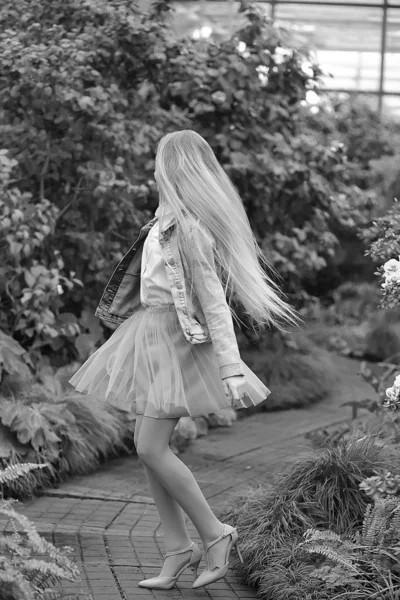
0 380 136 499
0 151 84 369
240 329 337 410
305 95 400 194
0 462 80 600
220 435 393 600
328 282 383 326
0 0 375 369
361 470 400 500
361 199 400 311
305 282 400 363
297 499 400 599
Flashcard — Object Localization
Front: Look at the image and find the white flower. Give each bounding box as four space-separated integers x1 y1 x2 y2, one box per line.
383 258 400 274
386 386 398 400
394 374 400 388
388 271 400 282
211 91 226 105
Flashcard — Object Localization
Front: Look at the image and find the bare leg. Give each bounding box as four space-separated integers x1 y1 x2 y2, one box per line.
136 416 230 568
134 416 191 551
134 416 192 577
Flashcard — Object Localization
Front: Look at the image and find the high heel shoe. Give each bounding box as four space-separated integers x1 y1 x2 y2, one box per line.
138 541 202 590
192 523 243 589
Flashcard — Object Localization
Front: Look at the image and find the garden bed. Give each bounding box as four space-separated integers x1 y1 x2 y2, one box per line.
220 434 400 600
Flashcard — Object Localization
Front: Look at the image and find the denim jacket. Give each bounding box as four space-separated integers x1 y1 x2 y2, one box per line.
95 215 244 380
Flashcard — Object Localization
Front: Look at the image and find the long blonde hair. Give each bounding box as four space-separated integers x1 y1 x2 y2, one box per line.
155 130 302 332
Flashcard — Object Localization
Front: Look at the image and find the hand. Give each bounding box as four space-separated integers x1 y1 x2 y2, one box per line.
223 375 247 407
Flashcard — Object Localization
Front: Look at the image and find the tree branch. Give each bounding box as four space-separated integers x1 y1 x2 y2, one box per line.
55 177 84 224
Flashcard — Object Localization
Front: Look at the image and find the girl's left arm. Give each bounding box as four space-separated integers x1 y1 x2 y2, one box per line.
188 226 244 381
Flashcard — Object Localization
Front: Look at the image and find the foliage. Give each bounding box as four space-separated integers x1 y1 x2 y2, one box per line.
297 498 400 598
239 328 337 411
219 434 394 600
0 330 33 386
0 379 136 499
0 0 377 371
369 154 400 212
306 359 400 455
305 95 400 194
305 281 400 365
0 463 80 600
325 282 382 327
0 463 48 487
360 471 400 501
361 199 400 310
0 151 84 370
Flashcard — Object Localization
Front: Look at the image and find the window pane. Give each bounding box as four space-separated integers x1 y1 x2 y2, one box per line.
172 2 249 38
383 95 400 120
384 9 400 94
276 0 384 3
274 5 383 91
385 53 400 93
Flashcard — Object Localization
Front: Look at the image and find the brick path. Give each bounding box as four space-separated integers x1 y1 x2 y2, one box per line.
1 356 372 600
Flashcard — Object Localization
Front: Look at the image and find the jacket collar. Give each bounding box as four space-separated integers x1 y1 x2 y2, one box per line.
155 204 176 233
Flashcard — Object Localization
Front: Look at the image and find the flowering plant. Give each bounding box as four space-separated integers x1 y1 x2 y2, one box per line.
361 198 400 309
384 373 400 411
360 470 400 500
381 256 400 289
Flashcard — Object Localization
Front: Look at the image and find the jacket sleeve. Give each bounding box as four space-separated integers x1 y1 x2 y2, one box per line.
189 225 244 380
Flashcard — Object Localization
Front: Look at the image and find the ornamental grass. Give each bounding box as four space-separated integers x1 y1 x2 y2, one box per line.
219 434 394 600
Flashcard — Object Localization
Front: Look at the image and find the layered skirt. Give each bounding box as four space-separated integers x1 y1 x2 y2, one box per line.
68 304 271 419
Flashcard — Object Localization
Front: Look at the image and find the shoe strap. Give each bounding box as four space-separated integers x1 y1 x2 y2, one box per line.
165 541 195 558
204 524 233 551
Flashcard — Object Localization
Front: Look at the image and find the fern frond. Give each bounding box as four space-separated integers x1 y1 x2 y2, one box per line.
22 558 79 581
362 503 373 540
0 462 49 485
0 534 30 557
362 498 400 548
300 528 359 551
386 505 400 546
39 587 65 600
302 528 343 544
0 560 35 599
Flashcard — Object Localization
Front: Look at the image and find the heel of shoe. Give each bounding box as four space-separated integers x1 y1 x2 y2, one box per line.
191 558 202 582
234 540 244 564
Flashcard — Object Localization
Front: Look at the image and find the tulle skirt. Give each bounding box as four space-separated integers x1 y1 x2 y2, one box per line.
68 304 271 419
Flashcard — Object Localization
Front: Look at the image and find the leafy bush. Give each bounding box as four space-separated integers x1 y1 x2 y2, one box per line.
305 95 400 194
361 470 400 500
0 0 375 367
305 281 400 363
361 200 400 313
297 499 400 599
326 282 382 326
0 462 80 600
239 329 337 410
219 435 391 600
369 154 400 212
0 151 83 370
0 379 136 499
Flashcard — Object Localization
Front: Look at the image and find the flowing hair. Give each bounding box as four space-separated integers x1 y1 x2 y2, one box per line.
155 130 303 333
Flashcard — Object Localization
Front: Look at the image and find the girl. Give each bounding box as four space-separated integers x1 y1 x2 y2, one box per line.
69 130 301 590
